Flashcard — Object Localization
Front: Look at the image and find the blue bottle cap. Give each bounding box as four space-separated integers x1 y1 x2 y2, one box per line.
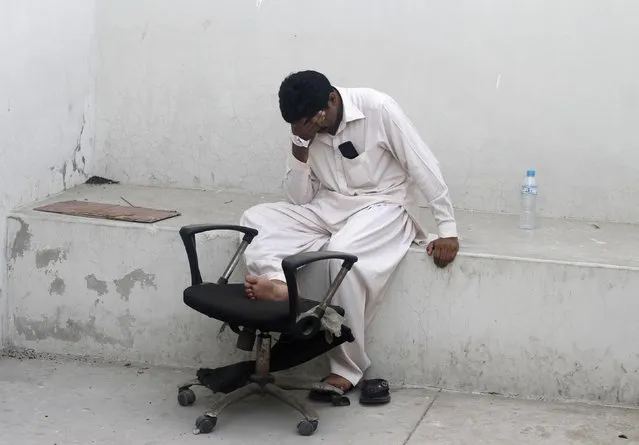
527 169 536 177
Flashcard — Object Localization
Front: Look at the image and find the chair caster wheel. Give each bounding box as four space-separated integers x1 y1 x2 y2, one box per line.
330 394 351 406
193 415 217 434
178 389 196 406
297 419 318 436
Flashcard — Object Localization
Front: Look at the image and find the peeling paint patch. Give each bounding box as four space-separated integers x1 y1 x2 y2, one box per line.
49 277 66 295
9 217 32 260
14 312 132 347
113 269 157 301
85 274 108 296
36 248 68 269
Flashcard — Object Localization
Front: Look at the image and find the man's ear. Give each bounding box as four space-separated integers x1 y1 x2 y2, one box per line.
328 91 338 106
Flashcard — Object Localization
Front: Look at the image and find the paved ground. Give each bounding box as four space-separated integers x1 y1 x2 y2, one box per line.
1 352 638 444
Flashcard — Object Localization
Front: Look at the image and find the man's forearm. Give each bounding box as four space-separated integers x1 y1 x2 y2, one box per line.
408 161 458 238
428 192 458 238
283 144 318 205
292 143 309 163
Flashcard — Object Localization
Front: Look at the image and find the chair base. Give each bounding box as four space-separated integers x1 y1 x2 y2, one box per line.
178 375 347 436
177 332 349 436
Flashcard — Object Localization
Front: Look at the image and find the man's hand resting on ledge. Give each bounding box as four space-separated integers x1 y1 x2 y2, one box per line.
427 237 459 268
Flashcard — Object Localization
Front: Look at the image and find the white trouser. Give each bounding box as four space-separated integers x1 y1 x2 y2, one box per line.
239 200 416 385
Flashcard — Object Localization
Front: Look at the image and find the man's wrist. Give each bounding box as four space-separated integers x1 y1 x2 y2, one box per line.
291 145 310 163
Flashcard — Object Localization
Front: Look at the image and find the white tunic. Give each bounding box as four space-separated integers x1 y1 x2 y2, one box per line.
283 86 458 241
240 86 458 384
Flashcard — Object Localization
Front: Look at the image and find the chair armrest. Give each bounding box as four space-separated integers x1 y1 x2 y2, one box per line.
282 251 358 336
179 224 258 243
281 251 358 273
179 224 259 285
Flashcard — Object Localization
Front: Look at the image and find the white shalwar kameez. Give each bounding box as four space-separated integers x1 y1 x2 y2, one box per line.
240 87 457 386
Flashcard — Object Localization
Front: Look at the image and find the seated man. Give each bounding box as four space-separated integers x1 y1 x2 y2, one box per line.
240 70 459 394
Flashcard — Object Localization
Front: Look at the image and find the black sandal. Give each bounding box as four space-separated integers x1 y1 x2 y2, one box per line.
359 378 391 405
308 378 353 406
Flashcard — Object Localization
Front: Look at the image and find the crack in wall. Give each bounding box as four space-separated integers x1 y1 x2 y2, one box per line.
56 115 88 190
71 115 87 178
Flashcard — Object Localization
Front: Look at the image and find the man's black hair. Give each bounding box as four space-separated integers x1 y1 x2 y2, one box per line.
278 70 333 124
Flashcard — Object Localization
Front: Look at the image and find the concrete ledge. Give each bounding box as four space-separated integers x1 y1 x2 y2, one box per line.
5 184 639 405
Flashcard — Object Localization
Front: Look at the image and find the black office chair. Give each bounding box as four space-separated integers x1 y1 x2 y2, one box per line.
175 224 358 436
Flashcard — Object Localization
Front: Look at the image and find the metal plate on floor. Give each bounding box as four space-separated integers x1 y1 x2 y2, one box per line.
34 200 180 223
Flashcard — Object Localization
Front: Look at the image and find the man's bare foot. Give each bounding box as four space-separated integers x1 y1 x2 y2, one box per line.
323 373 353 391
244 276 289 301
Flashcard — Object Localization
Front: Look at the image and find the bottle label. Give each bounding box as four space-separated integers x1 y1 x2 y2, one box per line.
521 185 538 196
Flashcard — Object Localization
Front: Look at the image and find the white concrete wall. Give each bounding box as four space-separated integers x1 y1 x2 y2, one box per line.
0 0 97 345
95 0 639 223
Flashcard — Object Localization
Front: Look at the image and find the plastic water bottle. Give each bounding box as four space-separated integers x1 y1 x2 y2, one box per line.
519 169 538 229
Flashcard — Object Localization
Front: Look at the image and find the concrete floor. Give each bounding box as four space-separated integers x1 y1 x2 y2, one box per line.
1 352 638 444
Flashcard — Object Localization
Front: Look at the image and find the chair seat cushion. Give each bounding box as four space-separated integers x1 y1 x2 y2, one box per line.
184 282 344 332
